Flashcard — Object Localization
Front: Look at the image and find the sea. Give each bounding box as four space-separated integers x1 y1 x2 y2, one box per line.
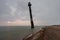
0 26 45 40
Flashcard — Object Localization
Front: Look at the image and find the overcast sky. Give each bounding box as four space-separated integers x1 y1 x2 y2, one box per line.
0 0 60 26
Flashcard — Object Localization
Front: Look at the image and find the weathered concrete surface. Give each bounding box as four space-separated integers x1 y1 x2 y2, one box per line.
23 25 60 40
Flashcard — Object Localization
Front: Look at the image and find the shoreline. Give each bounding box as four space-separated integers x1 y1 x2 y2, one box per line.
23 25 60 40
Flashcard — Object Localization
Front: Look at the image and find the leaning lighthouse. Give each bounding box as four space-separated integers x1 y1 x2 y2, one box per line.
28 2 34 28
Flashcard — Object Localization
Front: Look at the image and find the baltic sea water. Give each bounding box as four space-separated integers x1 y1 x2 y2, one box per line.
0 26 44 40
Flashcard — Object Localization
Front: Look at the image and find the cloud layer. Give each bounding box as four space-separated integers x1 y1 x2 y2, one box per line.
0 0 60 26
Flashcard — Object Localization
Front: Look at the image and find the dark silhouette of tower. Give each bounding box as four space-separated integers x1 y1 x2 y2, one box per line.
28 2 34 28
